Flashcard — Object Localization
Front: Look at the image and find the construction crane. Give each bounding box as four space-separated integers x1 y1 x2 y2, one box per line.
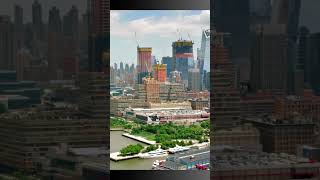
134 32 140 47
187 33 192 41
145 62 151 78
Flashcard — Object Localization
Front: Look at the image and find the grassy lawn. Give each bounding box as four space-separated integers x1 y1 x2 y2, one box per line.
131 131 156 141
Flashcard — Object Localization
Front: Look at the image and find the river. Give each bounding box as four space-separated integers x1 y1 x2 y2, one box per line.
110 131 161 170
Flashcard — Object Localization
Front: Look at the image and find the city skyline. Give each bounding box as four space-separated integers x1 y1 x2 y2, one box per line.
111 10 210 65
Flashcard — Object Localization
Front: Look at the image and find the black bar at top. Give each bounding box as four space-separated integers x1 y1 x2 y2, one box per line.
111 0 210 10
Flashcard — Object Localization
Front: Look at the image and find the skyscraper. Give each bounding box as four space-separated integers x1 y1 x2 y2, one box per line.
250 24 288 93
162 56 173 78
188 68 201 91
271 0 302 95
198 29 210 90
48 7 63 79
32 0 43 41
172 40 194 85
88 0 110 72
214 0 250 64
137 47 152 84
0 16 14 70
13 5 24 70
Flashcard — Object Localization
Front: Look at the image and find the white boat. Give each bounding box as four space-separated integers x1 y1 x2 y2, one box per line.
152 160 166 169
139 149 168 158
168 145 190 154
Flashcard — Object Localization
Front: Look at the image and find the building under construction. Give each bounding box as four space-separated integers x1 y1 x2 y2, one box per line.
153 64 167 82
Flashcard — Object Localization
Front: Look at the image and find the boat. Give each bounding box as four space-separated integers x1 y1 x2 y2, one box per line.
139 149 168 158
152 160 166 169
168 145 190 154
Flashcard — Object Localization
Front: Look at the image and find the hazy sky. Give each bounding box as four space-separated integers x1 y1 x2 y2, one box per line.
111 10 210 65
0 0 86 23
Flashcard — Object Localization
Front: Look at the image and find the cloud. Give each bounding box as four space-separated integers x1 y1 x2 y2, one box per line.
111 10 210 40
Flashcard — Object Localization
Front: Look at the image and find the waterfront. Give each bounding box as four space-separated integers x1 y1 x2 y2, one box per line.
110 131 160 170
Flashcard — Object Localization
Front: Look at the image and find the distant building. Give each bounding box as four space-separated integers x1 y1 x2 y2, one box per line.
153 64 166 82
188 68 201 91
172 40 194 86
137 47 152 84
143 77 160 103
190 99 209 110
0 16 14 70
162 56 173 78
88 0 109 72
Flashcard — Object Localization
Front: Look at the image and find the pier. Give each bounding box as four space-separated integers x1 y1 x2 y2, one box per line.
122 133 156 145
110 152 140 161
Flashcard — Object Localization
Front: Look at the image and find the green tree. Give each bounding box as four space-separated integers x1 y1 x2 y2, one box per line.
120 144 143 156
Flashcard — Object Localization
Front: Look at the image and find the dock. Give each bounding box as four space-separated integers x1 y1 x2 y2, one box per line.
110 152 140 161
122 133 156 145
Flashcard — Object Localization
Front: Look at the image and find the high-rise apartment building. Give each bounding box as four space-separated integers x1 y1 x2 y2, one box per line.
137 47 152 84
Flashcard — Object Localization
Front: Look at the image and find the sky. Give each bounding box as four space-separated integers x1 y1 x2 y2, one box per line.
0 0 86 23
110 10 210 66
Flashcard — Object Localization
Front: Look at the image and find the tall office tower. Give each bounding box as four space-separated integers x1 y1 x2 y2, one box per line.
198 29 210 90
114 62 118 71
172 40 194 85
48 7 63 80
188 68 201 91
64 6 79 40
153 64 167 83
271 0 301 95
214 0 250 82
250 24 288 93
13 5 24 69
0 16 14 70
62 6 80 79
32 0 43 41
212 32 241 129
162 56 173 78
137 47 152 84
130 63 135 73
125 63 130 74
305 33 320 95
88 0 109 72
293 27 309 96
